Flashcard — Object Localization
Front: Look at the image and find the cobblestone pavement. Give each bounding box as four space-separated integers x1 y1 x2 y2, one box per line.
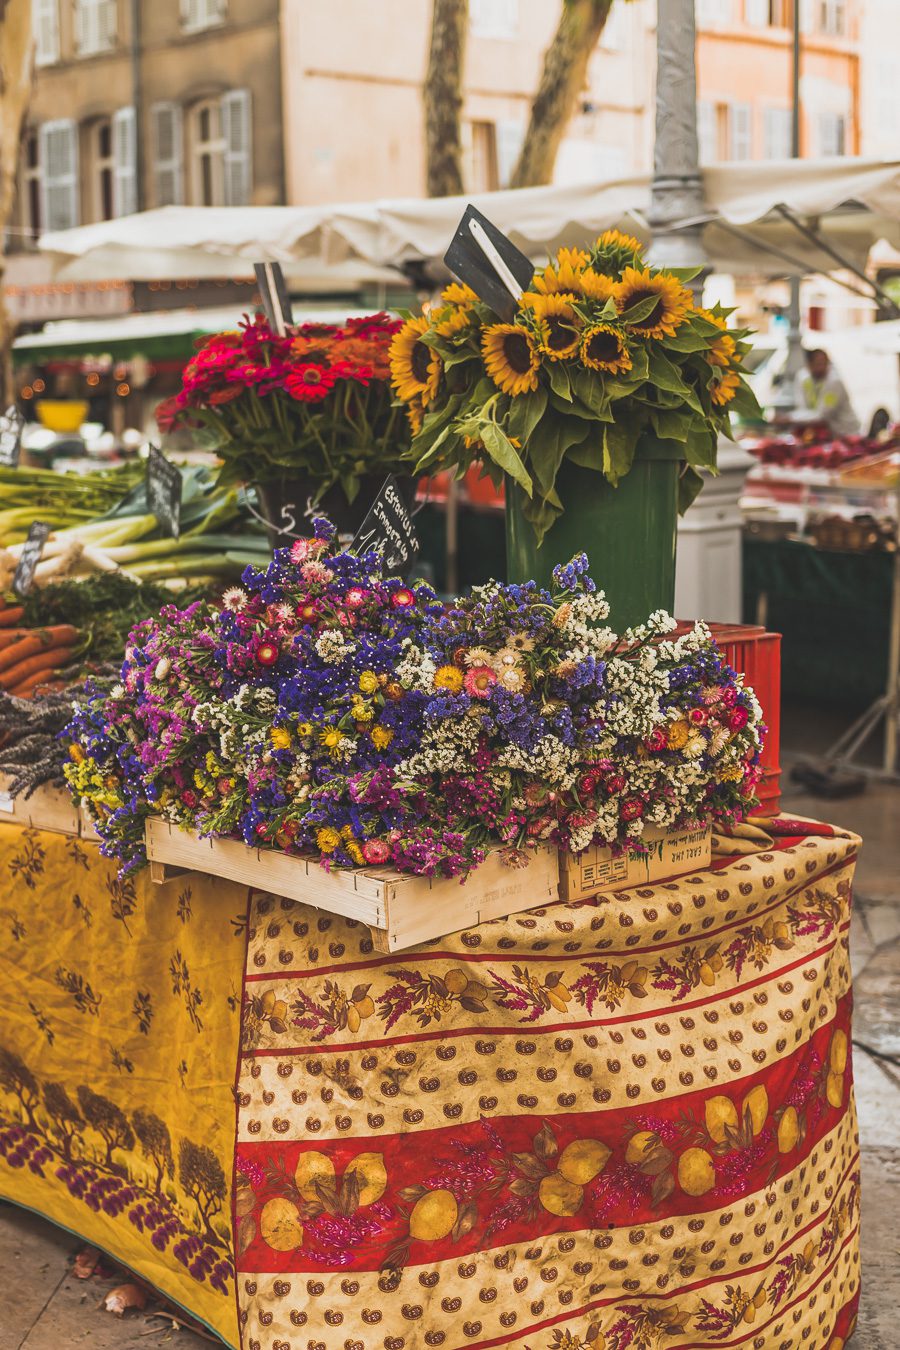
2 771 897 1348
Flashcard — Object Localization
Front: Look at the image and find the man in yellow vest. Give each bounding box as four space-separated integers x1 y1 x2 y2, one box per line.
793 348 859 438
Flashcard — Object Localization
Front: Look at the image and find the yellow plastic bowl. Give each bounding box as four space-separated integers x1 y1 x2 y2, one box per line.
35 399 90 433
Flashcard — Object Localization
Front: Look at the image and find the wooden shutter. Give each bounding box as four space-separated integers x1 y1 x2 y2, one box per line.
112 106 137 216
728 103 752 160
151 102 184 206
34 0 60 66
100 0 118 49
40 120 79 232
221 88 252 206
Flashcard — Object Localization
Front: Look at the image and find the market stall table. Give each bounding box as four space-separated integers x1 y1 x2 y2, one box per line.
0 817 860 1350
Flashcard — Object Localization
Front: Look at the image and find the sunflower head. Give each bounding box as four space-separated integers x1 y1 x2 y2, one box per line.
433 304 474 339
406 397 425 435
615 266 693 340
695 308 738 369
578 268 618 305
531 250 587 297
580 324 632 375
390 315 442 403
592 229 645 274
710 368 741 406
523 293 582 361
441 281 478 307
482 323 540 396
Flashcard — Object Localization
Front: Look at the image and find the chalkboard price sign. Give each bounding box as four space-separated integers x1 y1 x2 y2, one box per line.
13 521 51 598
0 405 24 469
146 444 182 539
351 476 419 578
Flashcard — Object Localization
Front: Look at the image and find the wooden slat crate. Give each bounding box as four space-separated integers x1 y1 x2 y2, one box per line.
559 822 712 902
0 774 81 837
145 818 560 953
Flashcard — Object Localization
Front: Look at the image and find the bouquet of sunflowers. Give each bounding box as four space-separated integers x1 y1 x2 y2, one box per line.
390 230 760 540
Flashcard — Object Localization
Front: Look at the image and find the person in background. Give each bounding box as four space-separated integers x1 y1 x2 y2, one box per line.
793 348 860 437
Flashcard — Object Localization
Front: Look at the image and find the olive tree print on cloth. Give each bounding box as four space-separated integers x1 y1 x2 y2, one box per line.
0 823 248 1347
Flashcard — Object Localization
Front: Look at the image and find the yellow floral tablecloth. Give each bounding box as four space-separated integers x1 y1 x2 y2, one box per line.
0 818 861 1350
0 823 248 1345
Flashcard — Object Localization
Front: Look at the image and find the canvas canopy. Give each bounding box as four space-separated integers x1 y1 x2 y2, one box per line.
37 158 900 287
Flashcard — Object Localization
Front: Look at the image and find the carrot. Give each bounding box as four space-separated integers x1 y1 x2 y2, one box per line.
0 630 34 647
9 670 66 697
0 646 75 690
0 625 79 673
0 607 25 627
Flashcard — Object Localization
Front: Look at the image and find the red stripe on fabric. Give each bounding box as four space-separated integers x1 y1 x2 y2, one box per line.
235 998 855 1273
245 928 846 1058
243 852 856 986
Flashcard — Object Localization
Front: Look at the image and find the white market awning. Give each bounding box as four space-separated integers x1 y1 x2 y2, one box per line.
38 157 900 285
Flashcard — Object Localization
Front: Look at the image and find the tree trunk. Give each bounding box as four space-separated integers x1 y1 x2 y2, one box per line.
424 0 468 197
0 0 34 405
510 0 614 189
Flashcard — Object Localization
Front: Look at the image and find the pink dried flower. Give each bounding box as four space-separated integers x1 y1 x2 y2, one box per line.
464 666 497 699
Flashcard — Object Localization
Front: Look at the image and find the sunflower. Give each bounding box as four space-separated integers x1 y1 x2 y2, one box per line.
406 398 425 435
592 228 645 273
695 309 738 369
580 324 632 375
525 294 582 361
482 323 540 395
442 281 478 306
433 305 473 339
578 268 618 305
614 266 692 340
390 315 442 403
531 249 587 297
710 368 741 406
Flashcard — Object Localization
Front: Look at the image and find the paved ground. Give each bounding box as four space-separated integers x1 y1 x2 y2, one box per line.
2 719 897 1348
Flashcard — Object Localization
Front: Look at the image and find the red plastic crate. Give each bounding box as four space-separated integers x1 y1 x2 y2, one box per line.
675 621 782 815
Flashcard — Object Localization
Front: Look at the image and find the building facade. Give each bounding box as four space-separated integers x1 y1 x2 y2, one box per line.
8 0 284 321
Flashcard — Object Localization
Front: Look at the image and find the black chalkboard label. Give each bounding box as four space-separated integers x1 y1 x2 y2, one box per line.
146 444 182 539
13 521 50 598
351 476 419 578
0 405 24 469
444 204 534 323
254 261 294 337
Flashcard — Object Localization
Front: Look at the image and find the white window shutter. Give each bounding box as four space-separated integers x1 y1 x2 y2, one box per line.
112 106 137 216
495 120 524 188
151 101 184 206
729 103 752 160
40 120 79 232
74 0 86 53
100 0 118 48
744 0 769 25
33 0 60 66
221 88 252 206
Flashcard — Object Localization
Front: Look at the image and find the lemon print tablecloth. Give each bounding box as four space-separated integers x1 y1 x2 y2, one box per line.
0 818 861 1350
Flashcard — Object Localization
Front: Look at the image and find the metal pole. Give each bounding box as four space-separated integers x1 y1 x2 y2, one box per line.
647 0 707 287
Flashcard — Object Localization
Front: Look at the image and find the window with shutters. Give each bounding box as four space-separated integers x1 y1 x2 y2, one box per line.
763 106 793 158
33 0 60 66
470 0 517 39
728 103 753 159
23 131 42 240
112 107 137 216
152 102 184 207
818 0 845 34
744 0 769 25
40 120 79 232
75 0 117 55
181 0 225 32
221 89 252 206
94 119 115 220
495 121 524 189
463 121 499 192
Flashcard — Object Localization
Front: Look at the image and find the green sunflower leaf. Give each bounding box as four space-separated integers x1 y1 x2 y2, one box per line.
480 422 533 497
507 385 549 447
619 294 664 325
546 361 573 402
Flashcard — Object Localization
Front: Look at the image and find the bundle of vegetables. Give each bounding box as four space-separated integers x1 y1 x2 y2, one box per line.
0 462 144 545
0 597 80 697
0 465 269 588
0 671 118 796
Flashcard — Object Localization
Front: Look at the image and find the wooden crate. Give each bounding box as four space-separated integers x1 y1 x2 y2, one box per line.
80 810 102 842
145 818 560 953
559 822 712 902
0 774 81 837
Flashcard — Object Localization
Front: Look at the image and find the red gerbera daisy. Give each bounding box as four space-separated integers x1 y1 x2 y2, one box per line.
285 363 338 403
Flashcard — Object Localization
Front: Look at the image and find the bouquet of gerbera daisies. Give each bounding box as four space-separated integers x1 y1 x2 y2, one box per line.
161 312 410 502
390 231 760 540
